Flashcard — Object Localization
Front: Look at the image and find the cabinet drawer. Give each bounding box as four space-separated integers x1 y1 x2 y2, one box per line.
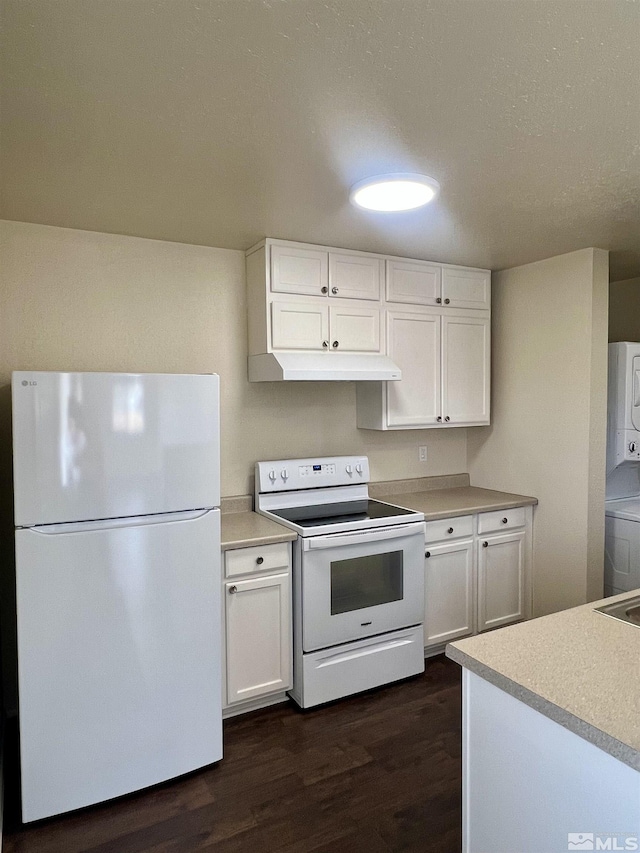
225 542 290 578
477 506 526 535
425 515 473 544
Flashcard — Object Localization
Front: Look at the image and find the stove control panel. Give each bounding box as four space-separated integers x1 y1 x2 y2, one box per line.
256 456 370 492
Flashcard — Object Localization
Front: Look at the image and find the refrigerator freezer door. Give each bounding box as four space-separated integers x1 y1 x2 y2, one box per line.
16 508 222 822
12 372 220 526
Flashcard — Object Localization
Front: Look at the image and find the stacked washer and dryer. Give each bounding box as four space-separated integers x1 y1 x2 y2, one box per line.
604 342 640 596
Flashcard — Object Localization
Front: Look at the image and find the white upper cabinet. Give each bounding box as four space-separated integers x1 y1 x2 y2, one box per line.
385 311 440 426
271 300 329 350
357 308 490 429
270 244 382 301
270 245 328 297
441 315 490 424
441 267 490 309
329 253 382 301
248 239 491 409
330 303 381 352
386 259 442 306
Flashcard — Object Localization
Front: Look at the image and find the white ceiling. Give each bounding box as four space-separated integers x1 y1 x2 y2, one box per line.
1 0 639 279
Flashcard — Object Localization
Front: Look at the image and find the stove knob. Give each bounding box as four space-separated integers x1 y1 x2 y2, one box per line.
268 469 277 482
281 468 288 481
345 464 353 475
355 463 363 475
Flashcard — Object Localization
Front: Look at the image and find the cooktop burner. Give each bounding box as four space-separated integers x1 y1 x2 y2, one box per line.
269 499 415 529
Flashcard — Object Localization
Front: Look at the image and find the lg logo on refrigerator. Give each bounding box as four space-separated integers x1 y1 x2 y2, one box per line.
21 380 37 386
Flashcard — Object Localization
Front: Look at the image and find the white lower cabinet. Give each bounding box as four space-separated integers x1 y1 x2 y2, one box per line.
424 506 532 655
424 538 474 645
223 541 293 712
477 530 525 632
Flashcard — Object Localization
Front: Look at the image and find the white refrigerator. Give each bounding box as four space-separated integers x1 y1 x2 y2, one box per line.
12 371 223 823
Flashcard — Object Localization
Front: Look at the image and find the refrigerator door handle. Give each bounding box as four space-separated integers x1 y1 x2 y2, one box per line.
24 508 216 535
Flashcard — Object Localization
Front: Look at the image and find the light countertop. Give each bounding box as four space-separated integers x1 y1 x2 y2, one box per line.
221 510 297 551
446 590 640 770
220 478 537 550
374 485 537 520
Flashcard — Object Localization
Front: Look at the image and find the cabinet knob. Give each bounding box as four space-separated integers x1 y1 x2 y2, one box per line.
425 551 431 558
502 517 508 524
322 340 329 348
447 527 454 534
256 556 264 565
321 286 328 294
444 298 450 305
436 416 442 422
229 584 238 594
331 287 339 294
444 416 450 422
482 541 488 548
436 297 442 304
332 340 339 348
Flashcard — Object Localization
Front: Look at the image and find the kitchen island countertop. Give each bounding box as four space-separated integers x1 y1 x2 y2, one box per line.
446 590 640 770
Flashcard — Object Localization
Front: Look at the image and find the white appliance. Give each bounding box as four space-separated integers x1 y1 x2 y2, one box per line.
605 343 640 596
255 456 425 708
12 371 223 823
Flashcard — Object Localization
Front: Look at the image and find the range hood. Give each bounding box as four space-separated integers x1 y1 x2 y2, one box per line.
248 352 402 382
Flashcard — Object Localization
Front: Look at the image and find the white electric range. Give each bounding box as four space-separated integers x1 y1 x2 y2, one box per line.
255 456 426 708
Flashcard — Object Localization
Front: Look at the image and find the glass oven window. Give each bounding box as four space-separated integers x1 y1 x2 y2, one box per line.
330 550 403 615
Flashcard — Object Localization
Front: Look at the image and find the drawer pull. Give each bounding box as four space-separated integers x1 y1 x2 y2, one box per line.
229 585 238 594
482 541 488 548
447 527 454 534
502 517 508 524
425 551 431 558
256 556 264 565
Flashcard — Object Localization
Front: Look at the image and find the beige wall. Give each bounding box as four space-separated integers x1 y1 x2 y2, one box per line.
467 248 609 617
609 277 640 343
0 220 467 497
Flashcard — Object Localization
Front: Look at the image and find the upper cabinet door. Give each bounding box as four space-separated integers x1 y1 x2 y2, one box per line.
270 245 328 297
271 300 329 350
329 304 381 353
386 259 442 306
442 315 490 425
441 267 490 309
329 253 382 300
386 311 441 427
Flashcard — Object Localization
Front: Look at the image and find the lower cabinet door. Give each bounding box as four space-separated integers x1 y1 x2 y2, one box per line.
225 572 292 705
424 538 474 646
477 530 525 631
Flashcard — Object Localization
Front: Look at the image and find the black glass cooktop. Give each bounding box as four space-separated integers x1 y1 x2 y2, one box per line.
270 499 415 528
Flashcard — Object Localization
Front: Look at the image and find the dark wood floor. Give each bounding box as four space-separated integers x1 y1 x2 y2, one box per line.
3 656 462 852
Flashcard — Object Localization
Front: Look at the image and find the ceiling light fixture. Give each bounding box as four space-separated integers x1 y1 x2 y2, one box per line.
349 173 440 212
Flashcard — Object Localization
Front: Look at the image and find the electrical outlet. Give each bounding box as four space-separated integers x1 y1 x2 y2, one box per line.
418 445 428 463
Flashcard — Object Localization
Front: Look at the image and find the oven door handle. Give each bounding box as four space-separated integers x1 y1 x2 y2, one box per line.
303 522 424 551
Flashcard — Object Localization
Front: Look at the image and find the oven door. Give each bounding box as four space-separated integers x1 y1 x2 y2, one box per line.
300 521 425 652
